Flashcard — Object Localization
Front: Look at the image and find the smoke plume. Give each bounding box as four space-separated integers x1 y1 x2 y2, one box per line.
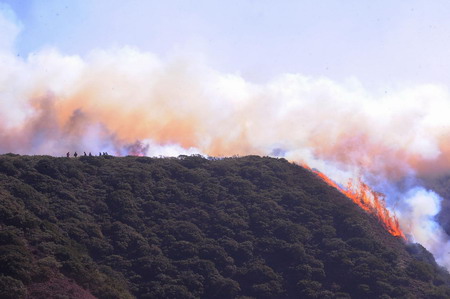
2 9 450 269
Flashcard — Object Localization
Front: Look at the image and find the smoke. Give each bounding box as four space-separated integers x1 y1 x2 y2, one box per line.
5 48 450 169
2 9 450 269
399 188 450 269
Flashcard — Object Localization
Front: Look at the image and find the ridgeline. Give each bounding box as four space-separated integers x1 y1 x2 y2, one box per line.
0 154 449 298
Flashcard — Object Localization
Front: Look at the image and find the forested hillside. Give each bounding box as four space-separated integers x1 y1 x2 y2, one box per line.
0 154 449 298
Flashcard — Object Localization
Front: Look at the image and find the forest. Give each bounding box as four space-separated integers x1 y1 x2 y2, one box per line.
0 154 449 298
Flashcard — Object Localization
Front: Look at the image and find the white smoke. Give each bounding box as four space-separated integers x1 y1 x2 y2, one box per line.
399 188 450 269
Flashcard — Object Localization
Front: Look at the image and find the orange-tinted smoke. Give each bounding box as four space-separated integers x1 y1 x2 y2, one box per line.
3 48 450 181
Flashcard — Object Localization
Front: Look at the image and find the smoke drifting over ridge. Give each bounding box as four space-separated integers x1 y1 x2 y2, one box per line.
5 48 450 180
4 47 450 171
3 14 450 269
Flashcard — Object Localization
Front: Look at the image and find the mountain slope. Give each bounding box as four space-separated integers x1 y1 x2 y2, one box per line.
0 154 449 298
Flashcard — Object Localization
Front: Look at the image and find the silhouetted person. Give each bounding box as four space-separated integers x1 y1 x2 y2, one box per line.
74 152 78 158
99 152 102 156
89 152 92 156
66 152 70 158
84 152 87 156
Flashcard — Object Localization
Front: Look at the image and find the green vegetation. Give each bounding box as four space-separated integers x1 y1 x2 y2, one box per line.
0 154 449 298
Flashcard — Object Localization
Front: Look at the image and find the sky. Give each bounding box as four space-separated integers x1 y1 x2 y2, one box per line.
3 0 450 89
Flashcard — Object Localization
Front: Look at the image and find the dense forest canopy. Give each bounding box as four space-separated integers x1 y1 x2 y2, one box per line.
0 154 449 298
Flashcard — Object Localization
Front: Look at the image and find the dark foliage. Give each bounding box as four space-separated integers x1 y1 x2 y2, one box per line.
0 154 449 298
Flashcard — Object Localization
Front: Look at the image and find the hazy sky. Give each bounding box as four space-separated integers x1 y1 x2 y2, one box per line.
2 1 450 88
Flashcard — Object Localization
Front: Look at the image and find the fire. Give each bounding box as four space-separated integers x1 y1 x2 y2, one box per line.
311 168 405 239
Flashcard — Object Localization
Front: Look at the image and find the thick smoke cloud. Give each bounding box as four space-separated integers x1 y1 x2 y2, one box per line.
4 47 450 170
2 9 450 269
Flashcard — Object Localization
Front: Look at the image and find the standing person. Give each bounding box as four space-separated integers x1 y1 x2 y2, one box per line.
74 152 78 158
66 152 70 158
84 152 87 156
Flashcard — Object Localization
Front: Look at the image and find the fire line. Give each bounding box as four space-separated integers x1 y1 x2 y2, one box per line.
307 167 405 239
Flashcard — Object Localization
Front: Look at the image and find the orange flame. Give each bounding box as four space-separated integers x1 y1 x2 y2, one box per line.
310 168 405 239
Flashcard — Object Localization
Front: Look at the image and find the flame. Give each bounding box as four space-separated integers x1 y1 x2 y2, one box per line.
311 168 405 239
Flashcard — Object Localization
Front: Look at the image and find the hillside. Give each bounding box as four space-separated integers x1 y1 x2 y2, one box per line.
0 154 449 299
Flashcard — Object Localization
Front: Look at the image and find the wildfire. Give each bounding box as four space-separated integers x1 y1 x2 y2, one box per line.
311 168 405 239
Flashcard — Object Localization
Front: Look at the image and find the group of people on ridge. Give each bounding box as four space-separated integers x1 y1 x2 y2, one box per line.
66 152 109 158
